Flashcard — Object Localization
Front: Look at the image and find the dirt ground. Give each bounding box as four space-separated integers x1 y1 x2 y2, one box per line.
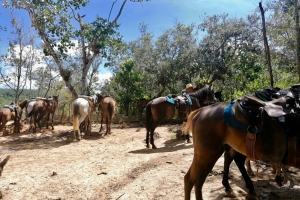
0 122 300 200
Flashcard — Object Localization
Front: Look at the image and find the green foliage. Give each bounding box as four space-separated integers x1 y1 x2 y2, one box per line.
0 89 39 107
111 60 145 115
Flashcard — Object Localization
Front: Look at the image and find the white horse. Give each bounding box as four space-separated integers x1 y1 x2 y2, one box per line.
26 98 37 124
72 94 103 141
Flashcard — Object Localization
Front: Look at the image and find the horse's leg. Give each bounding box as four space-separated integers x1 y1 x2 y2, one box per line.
99 115 104 133
86 115 91 135
222 146 237 198
46 113 50 129
32 113 38 133
51 112 55 130
282 164 288 184
234 153 257 199
105 116 109 135
245 158 255 176
274 165 283 186
182 122 191 143
150 120 160 149
36 114 44 131
185 148 224 200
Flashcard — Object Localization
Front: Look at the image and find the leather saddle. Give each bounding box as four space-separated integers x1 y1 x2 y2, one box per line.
232 94 295 126
166 94 192 114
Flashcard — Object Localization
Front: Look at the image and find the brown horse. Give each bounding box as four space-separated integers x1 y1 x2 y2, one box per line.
145 84 215 149
28 95 59 133
183 95 294 200
0 99 28 133
137 98 151 112
221 87 292 197
99 96 117 135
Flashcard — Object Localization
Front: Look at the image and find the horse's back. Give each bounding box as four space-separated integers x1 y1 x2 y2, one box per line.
73 98 90 116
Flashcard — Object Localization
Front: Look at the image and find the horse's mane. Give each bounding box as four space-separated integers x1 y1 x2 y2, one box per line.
189 84 214 102
18 99 28 109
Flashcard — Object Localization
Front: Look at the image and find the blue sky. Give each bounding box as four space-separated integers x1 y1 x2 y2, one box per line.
0 0 260 76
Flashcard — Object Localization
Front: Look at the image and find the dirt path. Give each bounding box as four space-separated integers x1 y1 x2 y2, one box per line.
0 124 299 200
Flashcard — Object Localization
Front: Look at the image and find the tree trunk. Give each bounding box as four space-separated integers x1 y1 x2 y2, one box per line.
295 0 300 82
259 2 274 87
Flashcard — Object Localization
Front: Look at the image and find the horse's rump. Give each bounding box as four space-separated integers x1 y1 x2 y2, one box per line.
182 108 202 135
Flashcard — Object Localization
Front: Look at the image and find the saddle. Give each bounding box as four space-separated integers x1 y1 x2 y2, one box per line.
3 103 19 112
166 94 193 119
36 97 54 107
231 94 296 160
254 87 280 101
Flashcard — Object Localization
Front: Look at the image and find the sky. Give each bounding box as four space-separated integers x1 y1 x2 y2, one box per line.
0 0 261 83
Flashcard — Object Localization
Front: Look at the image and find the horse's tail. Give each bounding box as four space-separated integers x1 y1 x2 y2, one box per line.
182 108 202 135
73 103 80 131
107 101 115 120
145 101 153 130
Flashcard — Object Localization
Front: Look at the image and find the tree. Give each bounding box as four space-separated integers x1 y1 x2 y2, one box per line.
0 10 37 103
111 60 144 116
3 0 136 98
259 2 274 87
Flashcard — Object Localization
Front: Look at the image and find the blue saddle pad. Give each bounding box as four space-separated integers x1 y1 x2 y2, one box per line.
166 95 192 105
166 96 176 104
185 94 192 105
223 101 249 132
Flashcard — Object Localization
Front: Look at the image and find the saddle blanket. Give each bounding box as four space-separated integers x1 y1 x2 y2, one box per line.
165 94 192 105
223 101 260 133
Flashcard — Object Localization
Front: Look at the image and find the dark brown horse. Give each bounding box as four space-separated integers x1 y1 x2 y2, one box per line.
137 98 151 112
99 96 117 135
0 99 28 133
28 95 59 133
183 95 294 200
145 84 215 149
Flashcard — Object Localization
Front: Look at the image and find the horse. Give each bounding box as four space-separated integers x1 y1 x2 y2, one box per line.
98 96 117 135
0 99 28 133
137 98 151 112
27 95 59 133
221 87 294 197
145 84 215 149
72 94 104 141
26 97 40 126
183 94 296 200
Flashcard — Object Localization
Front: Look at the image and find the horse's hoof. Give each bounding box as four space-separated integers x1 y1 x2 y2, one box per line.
247 170 255 177
246 193 258 200
152 145 157 149
224 191 237 198
146 145 150 149
186 139 192 143
275 176 283 187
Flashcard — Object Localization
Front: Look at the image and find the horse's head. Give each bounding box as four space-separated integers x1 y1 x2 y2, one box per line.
190 84 215 106
95 93 105 106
